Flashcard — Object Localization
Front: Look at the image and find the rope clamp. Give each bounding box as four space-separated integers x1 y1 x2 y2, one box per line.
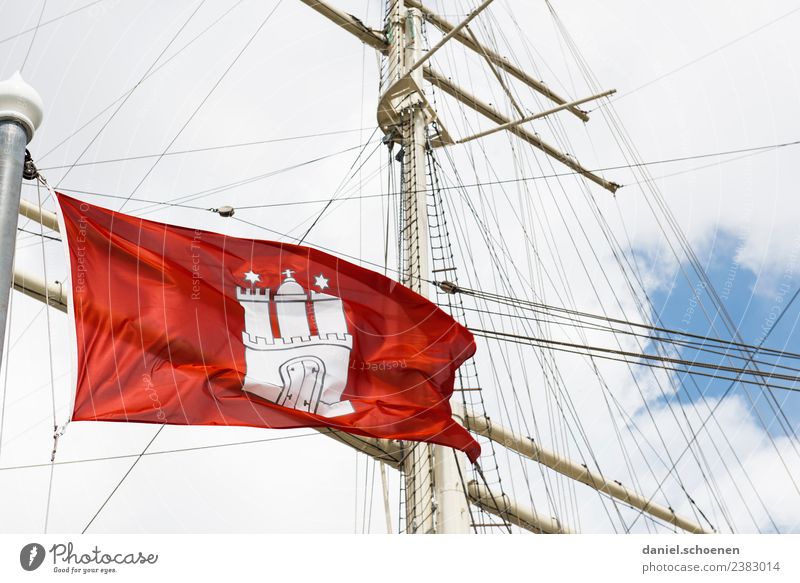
22 149 39 180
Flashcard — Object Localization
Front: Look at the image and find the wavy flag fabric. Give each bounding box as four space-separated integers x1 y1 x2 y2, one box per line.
56 193 480 462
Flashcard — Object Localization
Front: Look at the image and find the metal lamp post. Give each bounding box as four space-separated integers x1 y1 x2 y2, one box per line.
0 72 44 370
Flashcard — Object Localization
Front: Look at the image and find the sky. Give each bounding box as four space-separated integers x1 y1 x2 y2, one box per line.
0 0 799 534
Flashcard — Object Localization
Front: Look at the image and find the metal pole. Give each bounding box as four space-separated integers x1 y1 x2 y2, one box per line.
0 72 43 370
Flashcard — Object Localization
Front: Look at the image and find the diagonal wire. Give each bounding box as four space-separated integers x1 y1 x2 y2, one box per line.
81 424 165 533
0 431 319 472
54 0 209 189
298 127 381 243
20 0 48 72
37 179 59 533
626 285 800 532
596 4 800 106
35 127 370 171
116 0 285 211
0 0 103 46
35 0 244 166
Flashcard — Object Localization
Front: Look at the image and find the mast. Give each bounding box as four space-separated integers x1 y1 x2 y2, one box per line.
0 72 43 370
386 0 471 533
389 0 433 534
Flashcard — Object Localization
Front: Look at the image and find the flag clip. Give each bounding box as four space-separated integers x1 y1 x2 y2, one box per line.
50 422 69 462
23 149 39 180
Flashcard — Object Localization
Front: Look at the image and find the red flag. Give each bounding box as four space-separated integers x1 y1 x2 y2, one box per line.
56 193 480 462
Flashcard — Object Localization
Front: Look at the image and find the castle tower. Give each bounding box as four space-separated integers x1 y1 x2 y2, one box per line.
311 290 348 337
237 286 273 344
273 270 310 338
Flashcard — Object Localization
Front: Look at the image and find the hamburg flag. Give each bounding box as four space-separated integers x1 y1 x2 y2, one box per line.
56 193 480 462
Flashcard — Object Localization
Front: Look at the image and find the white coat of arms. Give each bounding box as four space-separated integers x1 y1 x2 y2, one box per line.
237 269 354 417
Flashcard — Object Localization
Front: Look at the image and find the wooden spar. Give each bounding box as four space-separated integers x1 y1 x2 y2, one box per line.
296 0 619 193
467 480 573 534
422 67 619 192
296 0 386 51
455 89 617 145
12 267 67 312
19 197 59 231
456 404 713 534
403 0 496 77
405 0 590 122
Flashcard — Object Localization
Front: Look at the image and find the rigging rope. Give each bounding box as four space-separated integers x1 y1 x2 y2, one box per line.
626 283 800 533
55 0 210 190
20 0 48 73
115 0 285 212
447 283 800 364
0 0 104 47
298 128 381 243
35 0 246 166
470 327 800 391
37 178 60 533
544 0 794 529
35 127 376 171
81 425 165 533
592 4 800 108
0 431 319 473
196 138 800 210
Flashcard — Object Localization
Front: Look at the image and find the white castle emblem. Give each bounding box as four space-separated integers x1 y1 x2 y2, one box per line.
237 269 354 417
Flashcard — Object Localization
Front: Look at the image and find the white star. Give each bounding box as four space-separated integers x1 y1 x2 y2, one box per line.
314 273 329 290
244 270 260 284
